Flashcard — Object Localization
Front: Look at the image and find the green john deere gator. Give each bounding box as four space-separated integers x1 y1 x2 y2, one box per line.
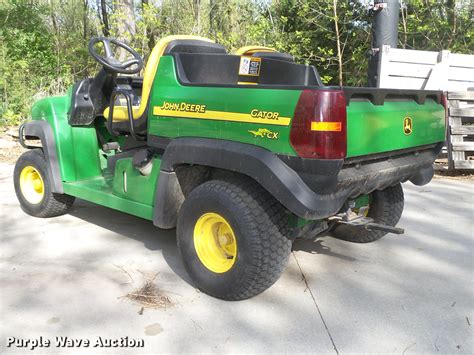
14 35 446 300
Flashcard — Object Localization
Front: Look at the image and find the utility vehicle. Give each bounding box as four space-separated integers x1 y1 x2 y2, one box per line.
14 35 446 300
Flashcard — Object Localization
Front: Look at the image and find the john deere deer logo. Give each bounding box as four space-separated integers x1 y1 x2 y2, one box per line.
403 117 413 135
248 128 279 139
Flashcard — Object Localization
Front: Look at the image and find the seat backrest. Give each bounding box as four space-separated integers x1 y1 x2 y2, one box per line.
174 53 321 87
164 39 226 55
138 35 218 117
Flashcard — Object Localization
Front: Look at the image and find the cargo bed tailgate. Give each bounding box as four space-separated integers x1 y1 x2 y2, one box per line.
344 88 445 158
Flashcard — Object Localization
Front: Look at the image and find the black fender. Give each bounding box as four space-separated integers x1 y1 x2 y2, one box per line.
19 121 63 193
152 137 347 225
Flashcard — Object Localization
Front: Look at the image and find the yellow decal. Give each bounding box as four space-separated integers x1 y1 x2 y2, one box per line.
248 128 279 139
250 109 280 120
403 116 413 135
160 101 207 113
153 104 290 126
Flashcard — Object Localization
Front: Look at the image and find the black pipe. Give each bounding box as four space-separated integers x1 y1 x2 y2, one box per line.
368 0 400 87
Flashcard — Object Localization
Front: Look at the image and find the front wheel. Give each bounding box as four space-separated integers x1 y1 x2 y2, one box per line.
331 183 404 243
177 178 292 301
14 149 75 218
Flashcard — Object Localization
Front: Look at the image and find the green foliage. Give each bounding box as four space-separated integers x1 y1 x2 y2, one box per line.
400 0 473 53
0 0 94 124
0 0 472 126
1 0 55 124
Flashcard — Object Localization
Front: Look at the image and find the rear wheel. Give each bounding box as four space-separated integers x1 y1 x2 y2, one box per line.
177 178 292 301
331 183 404 243
14 149 75 218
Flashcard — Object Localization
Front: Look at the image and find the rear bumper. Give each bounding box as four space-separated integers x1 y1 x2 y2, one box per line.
278 143 442 219
337 147 438 196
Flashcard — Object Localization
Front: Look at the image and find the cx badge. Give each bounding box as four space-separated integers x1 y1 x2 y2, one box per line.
403 116 413 135
248 128 279 139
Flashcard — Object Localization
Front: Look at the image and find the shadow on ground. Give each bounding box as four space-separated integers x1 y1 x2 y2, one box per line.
68 200 194 285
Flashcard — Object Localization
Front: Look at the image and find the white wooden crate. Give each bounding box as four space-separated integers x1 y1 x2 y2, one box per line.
447 91 474 170
377 46 474 91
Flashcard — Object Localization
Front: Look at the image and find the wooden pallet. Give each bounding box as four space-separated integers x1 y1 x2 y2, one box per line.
447 91 474 170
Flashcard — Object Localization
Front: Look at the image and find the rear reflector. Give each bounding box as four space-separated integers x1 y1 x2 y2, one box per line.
311 122 342 132
290 90 347 159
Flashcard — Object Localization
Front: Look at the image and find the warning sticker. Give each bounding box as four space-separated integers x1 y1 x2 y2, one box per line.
239 56 261 76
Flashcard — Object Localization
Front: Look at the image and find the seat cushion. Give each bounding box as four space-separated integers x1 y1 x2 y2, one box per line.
103 106 141 121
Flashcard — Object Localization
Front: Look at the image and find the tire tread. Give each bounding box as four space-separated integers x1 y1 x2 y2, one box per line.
14 149 74 218
178 177 292 300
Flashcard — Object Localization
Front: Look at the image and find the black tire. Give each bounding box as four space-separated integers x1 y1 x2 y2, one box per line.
14 149 75 218
177 178 292 301
331 183 404 243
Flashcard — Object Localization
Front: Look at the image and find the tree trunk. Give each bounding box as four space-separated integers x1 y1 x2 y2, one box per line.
49 0 58 34
209 0 216 39
100 0 110 36
83 0 88 40
400 3 408 49
141 0 155 51
446 0 457 48
333 0 343 86
115 0 136 60
192 0 201 35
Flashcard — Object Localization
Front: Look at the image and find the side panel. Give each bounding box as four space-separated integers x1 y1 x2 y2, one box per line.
62 157 161 221
112 157 161 206
147 56 301 155
63 178 153 220
346 99 445 157
31 95 102 182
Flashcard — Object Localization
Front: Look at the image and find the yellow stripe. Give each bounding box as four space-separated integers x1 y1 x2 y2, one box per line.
153 107 291 126
311 122 342 131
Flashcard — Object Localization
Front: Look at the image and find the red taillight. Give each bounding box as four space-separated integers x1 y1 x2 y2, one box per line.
290 90 347 159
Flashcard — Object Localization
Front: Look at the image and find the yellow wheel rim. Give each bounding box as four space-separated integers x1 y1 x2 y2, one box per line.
193 212 237 273
19 166 45 204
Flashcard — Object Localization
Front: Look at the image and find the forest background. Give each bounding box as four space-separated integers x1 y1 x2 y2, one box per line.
0 0 472 125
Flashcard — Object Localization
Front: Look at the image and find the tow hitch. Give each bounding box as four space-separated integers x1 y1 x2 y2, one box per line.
328 208 405 235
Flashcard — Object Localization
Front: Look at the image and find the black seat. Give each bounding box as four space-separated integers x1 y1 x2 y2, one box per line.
174 53 323 86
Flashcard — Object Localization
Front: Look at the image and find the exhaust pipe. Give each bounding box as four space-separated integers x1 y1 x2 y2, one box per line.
368 0 400 87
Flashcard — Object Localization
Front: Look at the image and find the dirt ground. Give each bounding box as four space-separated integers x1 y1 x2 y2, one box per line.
0 128 25 163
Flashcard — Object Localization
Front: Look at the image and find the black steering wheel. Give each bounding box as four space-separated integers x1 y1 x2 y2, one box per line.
88 37 144 74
